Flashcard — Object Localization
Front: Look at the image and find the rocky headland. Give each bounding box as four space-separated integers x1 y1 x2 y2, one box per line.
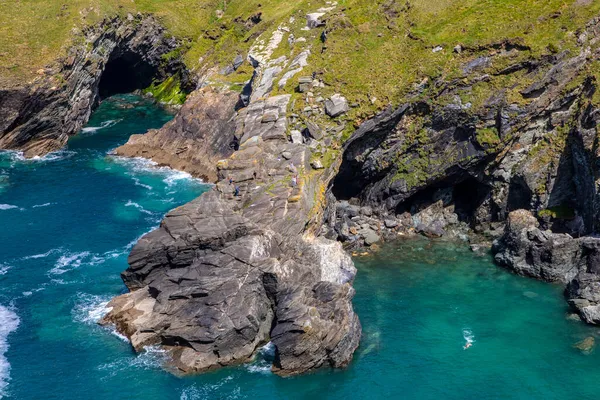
4 0 600 378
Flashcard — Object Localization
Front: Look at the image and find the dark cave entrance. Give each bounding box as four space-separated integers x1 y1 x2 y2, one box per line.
394 177 491 224
98 51 158 100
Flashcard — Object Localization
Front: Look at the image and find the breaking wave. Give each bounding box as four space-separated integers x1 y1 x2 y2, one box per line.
0 305 20 398
0 204 20 211
125 200 154 215
81 119 121 134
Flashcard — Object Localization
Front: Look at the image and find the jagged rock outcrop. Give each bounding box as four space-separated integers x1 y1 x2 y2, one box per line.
0 14 189 157
493 209 583 282
103 91 360 376
329 17 600 246
493 209 600 324
114 87 238 182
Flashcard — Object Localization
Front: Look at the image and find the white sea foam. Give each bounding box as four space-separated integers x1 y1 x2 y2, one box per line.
21 286 46 298
81 119 121 134
132 177 153 190
163 170 194 187
109 155 204 189
0 204 19 211
180 376 238 400
0 264 11 276
0 305 19 398
462 328 475 349
97 346 169 378
49 251 91 275
245 342 275 374
0 149 75 166
32 202 53 208
22 248 61 260
72 293 112 325
125 200 154 215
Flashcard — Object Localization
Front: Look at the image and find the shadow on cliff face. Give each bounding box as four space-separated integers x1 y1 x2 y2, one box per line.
98 51 157 100
0 15 190 158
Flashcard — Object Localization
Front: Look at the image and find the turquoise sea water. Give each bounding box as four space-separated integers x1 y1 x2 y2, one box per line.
1 95 600 399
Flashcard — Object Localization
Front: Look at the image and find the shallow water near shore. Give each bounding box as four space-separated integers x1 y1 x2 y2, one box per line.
1 95 600 399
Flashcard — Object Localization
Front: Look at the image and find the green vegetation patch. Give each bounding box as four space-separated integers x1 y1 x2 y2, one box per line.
144 75 187 105
538 205 575 219
476 127 501 148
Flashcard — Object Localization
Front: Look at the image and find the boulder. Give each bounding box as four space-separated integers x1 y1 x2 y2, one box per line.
305 121 324 140
311 159 324 169
324 94 349 117
361 229 380 246
290 129 303 144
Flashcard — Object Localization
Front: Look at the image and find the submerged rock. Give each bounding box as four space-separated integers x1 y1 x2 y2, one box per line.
573 336 595 354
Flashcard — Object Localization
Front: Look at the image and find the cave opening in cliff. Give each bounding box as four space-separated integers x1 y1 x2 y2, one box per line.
394 177 491 224
452 178 491 222
98 51 158 100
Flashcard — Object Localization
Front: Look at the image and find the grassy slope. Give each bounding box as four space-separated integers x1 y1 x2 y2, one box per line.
311 0 600 115
0 0 306 86
1 0 599 110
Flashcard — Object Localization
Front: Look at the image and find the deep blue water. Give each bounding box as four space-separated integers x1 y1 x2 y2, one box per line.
1 95 600 399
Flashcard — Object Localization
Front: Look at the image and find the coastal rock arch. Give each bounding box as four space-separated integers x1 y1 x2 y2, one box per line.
0 14 190 158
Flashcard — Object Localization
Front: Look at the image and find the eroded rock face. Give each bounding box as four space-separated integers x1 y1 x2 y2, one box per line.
493 210 600 324
493 210 582 282
103 92 361 376
115 87 239 182
331 18 600 239
0 14 188 157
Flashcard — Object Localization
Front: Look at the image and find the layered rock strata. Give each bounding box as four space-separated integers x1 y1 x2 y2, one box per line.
0 14 188 157
114 87 239 182
327 17 600 250
103 95 361 375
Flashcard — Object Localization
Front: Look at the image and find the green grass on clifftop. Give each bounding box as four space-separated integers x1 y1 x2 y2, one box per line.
1 0 600 115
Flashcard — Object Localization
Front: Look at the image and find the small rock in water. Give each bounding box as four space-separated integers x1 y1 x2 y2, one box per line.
566 313 582 321
574 336 595 354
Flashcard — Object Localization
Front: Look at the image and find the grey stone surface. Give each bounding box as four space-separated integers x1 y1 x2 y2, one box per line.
325 94 349 117
103 93 361 376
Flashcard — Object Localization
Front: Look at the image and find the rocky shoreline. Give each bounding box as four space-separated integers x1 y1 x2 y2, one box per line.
4 3 600 378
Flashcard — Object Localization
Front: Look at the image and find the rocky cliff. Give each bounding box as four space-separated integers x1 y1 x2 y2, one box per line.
102 6 362 375
5 0 600 378
324 16 600 323
114 86 239 182
0 14 189 157
102 92 361 375
328 17 600 246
